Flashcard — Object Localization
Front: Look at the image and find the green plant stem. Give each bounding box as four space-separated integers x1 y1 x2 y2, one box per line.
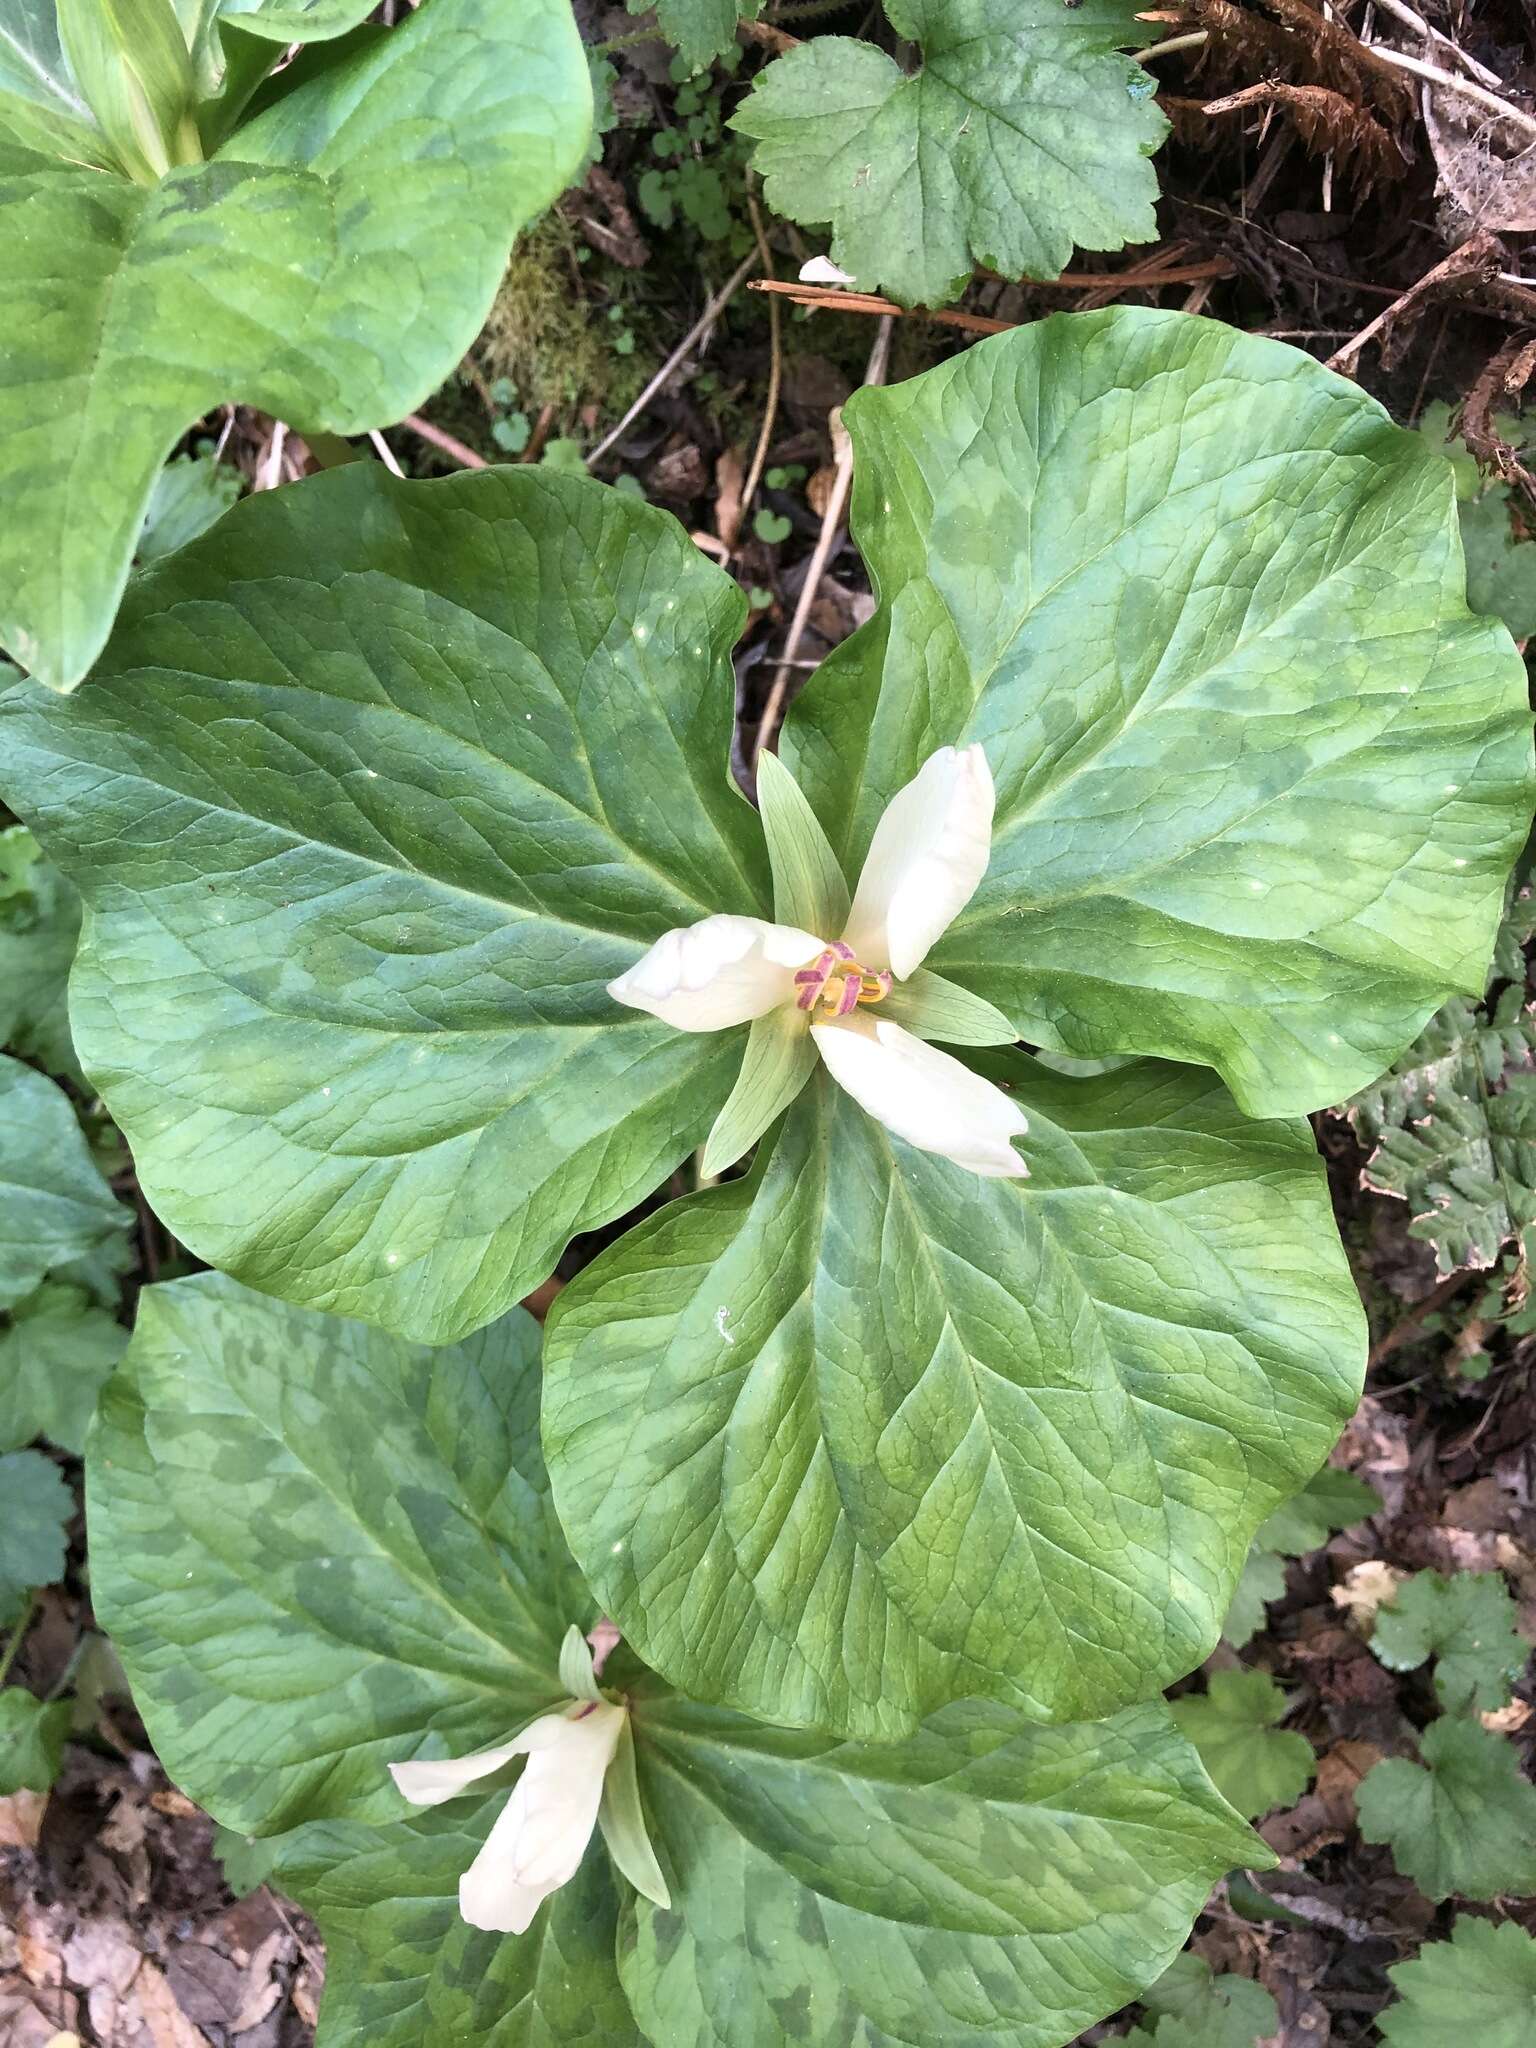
1133 29 1209 59
0 1592 40 1687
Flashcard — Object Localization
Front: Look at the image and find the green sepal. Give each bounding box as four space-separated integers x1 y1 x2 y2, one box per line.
558 1624 602 1704
700 1007 817 1178
597 1713 670 1912
881 966 1018 1046
755 749 849 936
56 0 200 181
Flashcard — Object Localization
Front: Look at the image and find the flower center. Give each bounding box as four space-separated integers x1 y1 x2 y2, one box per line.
793 941 892 1018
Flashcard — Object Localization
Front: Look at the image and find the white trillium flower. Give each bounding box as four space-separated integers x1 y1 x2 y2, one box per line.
609 744 1028 1179
390 1626 668 1935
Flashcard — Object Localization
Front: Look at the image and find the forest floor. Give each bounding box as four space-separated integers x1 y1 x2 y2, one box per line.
3 1 1535 2041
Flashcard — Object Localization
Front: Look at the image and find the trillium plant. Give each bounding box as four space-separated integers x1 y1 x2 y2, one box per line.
611 744 1031 1178
2 305 1532 2047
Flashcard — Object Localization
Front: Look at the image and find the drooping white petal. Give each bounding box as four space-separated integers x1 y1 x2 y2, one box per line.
607 914 823 1032
458 1702 626 1935
390 1736 534 1809
842 744 995 979
812 1013 1028 1178
799 254 858 287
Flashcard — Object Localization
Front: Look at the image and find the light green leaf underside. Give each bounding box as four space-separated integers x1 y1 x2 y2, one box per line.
137 448 242 561
0 1054 127 1308
543 1054 1365 1739
624 1696 1258 2048
0 467 769 1344
86 1272 585 1830
1381 1917 1536 2048
730 0 1165 308
1356 1717 1536 1902
0 0 113 161
0 0 591 690
277 1822 641 2048
784 309 1533 1116
627 0 762 72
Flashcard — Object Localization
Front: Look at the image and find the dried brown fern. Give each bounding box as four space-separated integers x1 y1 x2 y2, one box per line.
1201 80 1410 186
1182 0 1415 119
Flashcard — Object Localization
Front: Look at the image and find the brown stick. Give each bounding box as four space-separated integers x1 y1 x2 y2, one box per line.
1325 232 1504 376
400 413 488 470
750 258 1235 332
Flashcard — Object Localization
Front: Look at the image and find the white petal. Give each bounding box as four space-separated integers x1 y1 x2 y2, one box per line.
458 1703 626 1935
390 1736 535 1809
842 744 994 978
799 255 858 287
812 1014 1028 1178
607 914 823 1032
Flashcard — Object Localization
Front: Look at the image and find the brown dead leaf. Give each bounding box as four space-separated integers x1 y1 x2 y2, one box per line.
805 462 840 521
1482 1698 1534 1735
132 1957 212 2048
0 1791 47 1849
1330 1559 1406 1626
1314 1738 1384 1825
147 1787 199 1820
290 1963 321 2028
0 1993 76 2048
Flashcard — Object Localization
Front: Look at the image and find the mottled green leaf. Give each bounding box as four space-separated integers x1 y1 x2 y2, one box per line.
1168 1670 1314 1821
731 0 1165 307
0 1447 72 1616
1346 881 1536 1275
0 1281 126 1452
91 1269 1265 2048
1370 1569 1529 1715
627 0 762 72
1 468 768 1343
0 1684 71 1792
87 1272 585 1829
623 1697 1258 2048
0 1056 128 1309
784 311 1532 1116
544 1057 1364 1738
1462 487 1536 640
276 1819 641 2048
136 447 241 561
1381 1916 1536 2048
0 825 82 1081
1357 1717 1536 1901
0 0 591 690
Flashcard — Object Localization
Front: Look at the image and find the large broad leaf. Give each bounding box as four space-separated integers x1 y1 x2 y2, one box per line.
784 310 1533 1116
92 1272 1259 2048
0 0 591 691
0 468 768 1344
0 1055 127 1308
543 1057 1364 1738
620 1695 1254 2048
0 0 114 161
731 0 1166 308
87 1271 585 1828
275 1821 642 2048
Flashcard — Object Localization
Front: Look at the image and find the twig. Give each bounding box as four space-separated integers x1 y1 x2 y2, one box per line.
399 414 487 470
755 317 893 764
1326 231 1503 375
1134 29 1209 58
587 251 757 467
368 429 405 477
1365 43 1536 138
739 188 784 553
752 257 1234 331
1364 0 1501 88
1368 1268 1479 1368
